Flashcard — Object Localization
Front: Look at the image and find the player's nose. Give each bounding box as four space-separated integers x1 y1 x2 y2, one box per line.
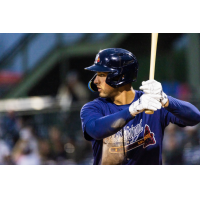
94 75 100 85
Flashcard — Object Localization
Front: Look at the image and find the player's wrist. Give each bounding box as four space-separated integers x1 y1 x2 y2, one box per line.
161 91 168 107
129 100 141 117
163 99 169 108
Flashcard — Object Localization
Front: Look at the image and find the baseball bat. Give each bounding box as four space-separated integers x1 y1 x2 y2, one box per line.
145 33 158 115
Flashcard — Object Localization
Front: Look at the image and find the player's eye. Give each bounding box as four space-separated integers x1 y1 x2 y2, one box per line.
98 73 106 77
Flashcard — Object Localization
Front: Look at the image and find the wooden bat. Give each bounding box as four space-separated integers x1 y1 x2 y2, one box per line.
145 33 158 115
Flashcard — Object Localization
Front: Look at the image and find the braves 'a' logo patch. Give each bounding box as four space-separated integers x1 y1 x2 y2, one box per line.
143 124 156 148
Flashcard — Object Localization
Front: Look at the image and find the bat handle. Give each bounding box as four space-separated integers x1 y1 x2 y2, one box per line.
145 110 154 114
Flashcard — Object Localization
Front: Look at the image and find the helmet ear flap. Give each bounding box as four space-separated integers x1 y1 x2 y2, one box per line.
88 74 98 92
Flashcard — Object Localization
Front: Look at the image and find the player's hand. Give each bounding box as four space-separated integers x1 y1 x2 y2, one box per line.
129 94 162 117
139 80 168 107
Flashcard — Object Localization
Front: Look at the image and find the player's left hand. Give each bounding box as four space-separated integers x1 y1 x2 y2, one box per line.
139 80 168 107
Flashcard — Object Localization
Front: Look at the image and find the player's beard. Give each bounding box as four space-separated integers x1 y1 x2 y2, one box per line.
98 88 117 99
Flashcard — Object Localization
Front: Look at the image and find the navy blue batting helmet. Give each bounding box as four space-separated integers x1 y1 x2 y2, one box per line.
85 48 139 92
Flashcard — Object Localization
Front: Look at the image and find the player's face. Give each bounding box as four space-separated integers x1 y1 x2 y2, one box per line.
94 72 117 98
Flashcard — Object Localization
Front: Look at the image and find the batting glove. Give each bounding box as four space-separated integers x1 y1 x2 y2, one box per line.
129 94 162 117
139 80 168 107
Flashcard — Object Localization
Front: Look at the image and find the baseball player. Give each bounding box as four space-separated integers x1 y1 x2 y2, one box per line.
80 48 200 165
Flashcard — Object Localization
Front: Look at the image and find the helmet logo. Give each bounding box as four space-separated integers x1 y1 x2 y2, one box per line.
94 54 100 64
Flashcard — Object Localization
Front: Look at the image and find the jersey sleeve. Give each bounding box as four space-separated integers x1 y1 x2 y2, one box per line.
80 101 134 141
161 96 200 128
80 101 104 141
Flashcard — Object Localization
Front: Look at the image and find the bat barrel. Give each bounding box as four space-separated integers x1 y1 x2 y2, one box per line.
145 33 158 115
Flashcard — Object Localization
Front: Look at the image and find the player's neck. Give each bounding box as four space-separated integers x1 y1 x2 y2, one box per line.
112 86 135 105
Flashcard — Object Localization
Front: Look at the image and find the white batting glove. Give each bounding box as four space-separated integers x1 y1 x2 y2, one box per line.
129 94 162 116
139 80 168 107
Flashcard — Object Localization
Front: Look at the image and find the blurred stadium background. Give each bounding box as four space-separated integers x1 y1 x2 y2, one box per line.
0 33 199 165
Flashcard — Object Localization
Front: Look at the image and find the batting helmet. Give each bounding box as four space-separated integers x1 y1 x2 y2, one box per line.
85 48 139 92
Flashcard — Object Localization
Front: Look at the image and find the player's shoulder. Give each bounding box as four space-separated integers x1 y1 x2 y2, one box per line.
81 97 109 113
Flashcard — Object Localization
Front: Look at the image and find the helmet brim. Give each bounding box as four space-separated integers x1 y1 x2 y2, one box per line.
84 64 116 72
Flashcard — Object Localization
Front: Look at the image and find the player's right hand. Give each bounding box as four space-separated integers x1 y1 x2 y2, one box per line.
129 94 162 117
139 80 168 107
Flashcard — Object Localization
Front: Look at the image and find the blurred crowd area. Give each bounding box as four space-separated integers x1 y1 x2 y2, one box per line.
0 110 93 165
163 123 200 165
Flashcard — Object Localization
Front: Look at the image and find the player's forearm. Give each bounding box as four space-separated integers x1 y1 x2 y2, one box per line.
165 96 200 126
85 108 134 140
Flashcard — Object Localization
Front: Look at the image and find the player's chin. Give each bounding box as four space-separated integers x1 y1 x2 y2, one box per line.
99 92 108 98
